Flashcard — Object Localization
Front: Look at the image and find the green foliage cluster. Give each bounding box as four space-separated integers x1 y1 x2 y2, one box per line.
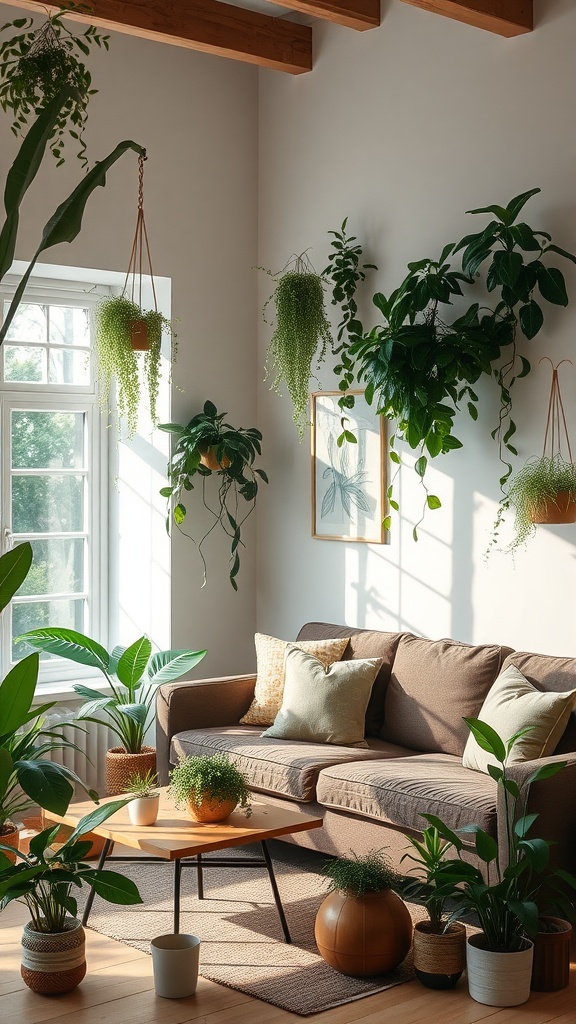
0 800 141 932
18 628 207 755
322 850 400 898
264 256 333 438
401 826 455 933
127 769 159 799
169 754 251 816
160 401 268 590
499 455 576 552
95 296 176 437
0 4 109 168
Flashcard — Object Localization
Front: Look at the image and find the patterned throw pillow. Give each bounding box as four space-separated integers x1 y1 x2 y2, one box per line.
239 632 349 726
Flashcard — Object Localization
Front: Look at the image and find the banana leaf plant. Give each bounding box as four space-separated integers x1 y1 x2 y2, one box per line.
18 629 207 754
0 86 145 344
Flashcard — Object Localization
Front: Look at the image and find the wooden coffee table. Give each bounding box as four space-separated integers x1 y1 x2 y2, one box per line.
44 790 323 943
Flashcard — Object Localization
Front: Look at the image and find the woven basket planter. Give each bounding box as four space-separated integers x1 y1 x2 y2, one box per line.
531 917 572 992
0 821 20 864
413 921 466 989
315 889 412 977
21 918 86 994
105 746 156 795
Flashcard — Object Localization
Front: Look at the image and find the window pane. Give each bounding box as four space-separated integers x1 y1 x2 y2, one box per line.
19 538 85 596
3 302 46 343
49 347 90 386
11 411 85 469
13 598 86 660
49 306 90 347
12 474 84 533
4 345 46 382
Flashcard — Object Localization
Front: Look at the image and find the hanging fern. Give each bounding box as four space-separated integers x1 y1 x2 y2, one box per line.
498 455 576 552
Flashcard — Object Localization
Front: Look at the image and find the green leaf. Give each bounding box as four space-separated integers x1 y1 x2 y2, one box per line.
427 494 442 510
174 503 186 525
505 188 541 223
15 759 73 815
0 654 40 735
493 250 523 289
18 628 109 672
463 718 506 762
0 747 12 800
525 761 566 786
116 637 152 689
415 455 427 478
421 813 463 851
383 515 392 531
467 402 478 421
389 451 401 465
519 300 543 339
487 764 503 783
537 266 569 306
65 798 132 846
475 830 498 863
543 243 576 266
147 649 207 685
80 868 142 905
514 813 539 838
0 542 32 613
466 203 511 224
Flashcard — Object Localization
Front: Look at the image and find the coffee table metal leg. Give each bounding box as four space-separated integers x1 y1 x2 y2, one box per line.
82 838 112 926
197 853 204 899
261 840 291 944
173 858 182 934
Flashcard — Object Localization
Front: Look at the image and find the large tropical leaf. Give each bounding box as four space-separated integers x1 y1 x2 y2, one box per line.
0 746 13 801
0 542 32 613
0 653 40 737
14 759 73 815
116 637 152 690
64 798 131 845
18 628 110 672
79 868 142 905
147 649 207 685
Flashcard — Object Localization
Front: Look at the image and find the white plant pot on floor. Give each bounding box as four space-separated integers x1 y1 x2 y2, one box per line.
150 934 200 998
128 795 159 826
466 934 534 1007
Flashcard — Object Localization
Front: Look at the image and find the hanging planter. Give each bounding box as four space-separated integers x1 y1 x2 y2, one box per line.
95 152 176 437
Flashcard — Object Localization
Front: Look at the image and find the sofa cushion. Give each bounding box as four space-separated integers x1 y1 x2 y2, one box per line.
380 635 513 756
170 726 416 803
316 754 498 837
501 651 576 754
296 622 406 736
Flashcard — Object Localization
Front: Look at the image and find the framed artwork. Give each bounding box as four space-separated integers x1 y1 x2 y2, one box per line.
311 391 386 543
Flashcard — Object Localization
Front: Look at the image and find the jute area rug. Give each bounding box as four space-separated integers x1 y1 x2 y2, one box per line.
82 842 427 1016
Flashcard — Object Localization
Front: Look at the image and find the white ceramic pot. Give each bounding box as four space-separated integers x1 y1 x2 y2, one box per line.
150 933 201 998
466 933 534 1007
128 794 160 826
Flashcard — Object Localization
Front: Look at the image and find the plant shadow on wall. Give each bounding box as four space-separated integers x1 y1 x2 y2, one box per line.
160 401 268 590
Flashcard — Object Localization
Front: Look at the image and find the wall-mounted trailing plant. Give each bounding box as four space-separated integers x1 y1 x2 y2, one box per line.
160 401 268 590
0 3 109 168
261 253 333 438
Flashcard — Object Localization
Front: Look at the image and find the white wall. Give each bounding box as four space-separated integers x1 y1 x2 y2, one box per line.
0 7 259 677
257 0 576 656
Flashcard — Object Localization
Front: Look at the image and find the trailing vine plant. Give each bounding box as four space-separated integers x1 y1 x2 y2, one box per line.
261 252 333 439
0 3 109 168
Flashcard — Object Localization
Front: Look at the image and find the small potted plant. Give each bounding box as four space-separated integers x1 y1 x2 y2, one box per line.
0 800 141 994
401 825 466 989
314 850 412 977
168 753 252 823
500 455 576 552
160 400 268 590
127 770 160 826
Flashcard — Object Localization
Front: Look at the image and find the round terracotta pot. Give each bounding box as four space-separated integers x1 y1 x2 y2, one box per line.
187 794 237 823
531 916 572 992
199 446 231 472
0 821 20 864
105 746 156 796
129 319 150 351
315 889 412 977
530 490 576 524
413 920 466 989
466 933 534 1006
21 918 86 994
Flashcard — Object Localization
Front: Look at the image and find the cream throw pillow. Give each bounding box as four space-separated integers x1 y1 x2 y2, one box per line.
462 665 576 774
262 646 382 747
240 633 349 726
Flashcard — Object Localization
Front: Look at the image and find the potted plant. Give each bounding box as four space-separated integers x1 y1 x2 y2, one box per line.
160 400 268 590
427 718 576 1007
531 915 573 992
500 455 576 551
127 769 160 826
314 850 412 977
0 800 142 994
401 825 466 989
17 627 207 795
168 753 252 823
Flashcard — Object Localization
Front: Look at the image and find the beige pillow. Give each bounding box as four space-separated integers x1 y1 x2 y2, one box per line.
240 632 349 726
462 665 576 774
262 647 382 747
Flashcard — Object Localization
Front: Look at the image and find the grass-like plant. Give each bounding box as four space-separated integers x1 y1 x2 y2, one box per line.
127 770 159 799
169 754 252 816
263 254 333 439
401 825 456 933
322 850 400 898
496 455 576 552
95 295 176 437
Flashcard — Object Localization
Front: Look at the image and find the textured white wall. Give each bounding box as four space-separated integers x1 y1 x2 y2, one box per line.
257 0 576 655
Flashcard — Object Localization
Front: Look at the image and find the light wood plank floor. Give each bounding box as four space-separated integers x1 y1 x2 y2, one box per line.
2 899 575 1024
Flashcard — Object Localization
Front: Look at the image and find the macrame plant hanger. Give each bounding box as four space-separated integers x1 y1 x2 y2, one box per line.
534 357 576 524
124 149 158 350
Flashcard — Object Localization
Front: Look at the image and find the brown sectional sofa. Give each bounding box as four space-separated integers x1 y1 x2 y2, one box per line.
156 622 576 875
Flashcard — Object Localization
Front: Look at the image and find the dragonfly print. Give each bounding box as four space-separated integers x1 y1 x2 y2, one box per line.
321 431 372 522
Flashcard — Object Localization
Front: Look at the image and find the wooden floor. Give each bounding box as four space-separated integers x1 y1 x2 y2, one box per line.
2 899 575 1024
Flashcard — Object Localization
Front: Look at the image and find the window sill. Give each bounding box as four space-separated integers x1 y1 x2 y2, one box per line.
32 678 113 706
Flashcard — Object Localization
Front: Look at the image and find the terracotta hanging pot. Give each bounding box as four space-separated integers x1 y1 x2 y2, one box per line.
412 920 467 989
466 933 534 1006
129 318 150 351
530 490 576 525
21 918 86 994
0 821 20 864
105 746 157 796
199 446 231 472
315 888 412 977
187 793 237 823
531 916 572 992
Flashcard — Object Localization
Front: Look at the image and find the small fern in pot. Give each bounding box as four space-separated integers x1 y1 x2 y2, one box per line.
502 455 576 552
169 754 252 822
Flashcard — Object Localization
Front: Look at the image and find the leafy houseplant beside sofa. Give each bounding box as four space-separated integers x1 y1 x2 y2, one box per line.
156 623 576 875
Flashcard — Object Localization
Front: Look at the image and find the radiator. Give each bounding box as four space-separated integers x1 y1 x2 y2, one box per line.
45 709 116 798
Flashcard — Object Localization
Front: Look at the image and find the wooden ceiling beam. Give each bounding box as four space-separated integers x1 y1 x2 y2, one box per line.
399 0 532 37
0 0 312 75
261 0 380 32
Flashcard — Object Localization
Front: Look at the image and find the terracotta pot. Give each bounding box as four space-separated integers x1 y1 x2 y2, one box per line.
40 811 107 859
187 794 237 823
105 746 156 796
128 794 160 827
21 918 86 994
531 916 572 992
0 821 20 864
199 446 231 472
413 920 466 989
466 933 534 1007
315 888 412 977
129 319 150 351
530 490 576 524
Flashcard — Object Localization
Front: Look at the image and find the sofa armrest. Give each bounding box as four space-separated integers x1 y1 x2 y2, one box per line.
155 674 256 784
497 752 576 874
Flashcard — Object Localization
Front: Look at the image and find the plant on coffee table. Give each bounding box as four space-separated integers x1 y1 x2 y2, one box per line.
169 753 252 822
